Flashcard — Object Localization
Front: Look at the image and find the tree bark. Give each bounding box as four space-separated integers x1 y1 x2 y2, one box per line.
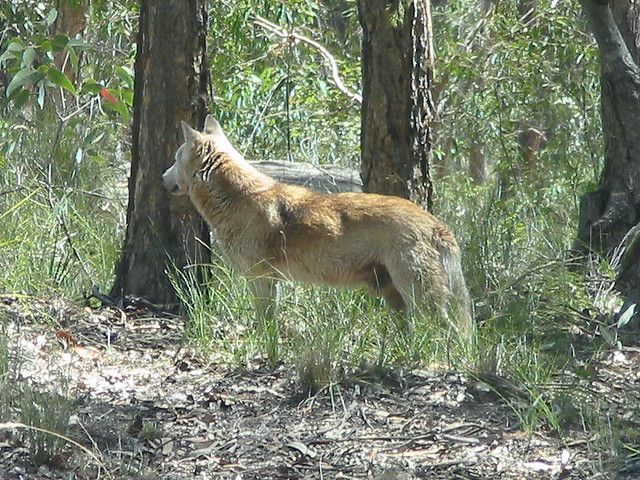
518 126 545 180
358 0 435 211
111 0 210 306
53 0 88 79
577 0 640 319
576 0 640 255
52 0 88 107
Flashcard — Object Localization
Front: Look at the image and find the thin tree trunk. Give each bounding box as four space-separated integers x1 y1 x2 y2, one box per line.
518 0 537 27
53 0 88 79
466 0 495 185
358 0 435 211
53 0 88 108
469 142 486 185
111 0 210 307
518 126 545 180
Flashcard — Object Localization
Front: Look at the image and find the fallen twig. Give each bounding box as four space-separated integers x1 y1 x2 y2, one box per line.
308 422 485 448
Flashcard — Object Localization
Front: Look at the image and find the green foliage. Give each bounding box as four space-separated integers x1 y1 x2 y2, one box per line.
0 319 74 466
0 0 134 296
167 253 253 360
208 0 361 164
434 0 601 189
0 1 135 117
18 388 74 466
0 110 125 296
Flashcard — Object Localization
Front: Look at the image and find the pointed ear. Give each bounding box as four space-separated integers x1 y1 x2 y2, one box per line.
181 121 200 144
203 115 224 136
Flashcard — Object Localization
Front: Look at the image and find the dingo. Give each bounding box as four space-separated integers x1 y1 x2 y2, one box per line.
163 116 472 335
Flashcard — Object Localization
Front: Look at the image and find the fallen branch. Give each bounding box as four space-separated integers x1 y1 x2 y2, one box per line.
308 421 485 447
253 15 362 105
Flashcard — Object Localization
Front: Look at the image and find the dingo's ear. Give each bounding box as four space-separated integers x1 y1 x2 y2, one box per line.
203 115 223 136
181 121 200 144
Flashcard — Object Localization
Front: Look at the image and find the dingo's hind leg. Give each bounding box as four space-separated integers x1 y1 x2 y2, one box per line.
364 264 406 312
384 247 449 317
381 284 406 312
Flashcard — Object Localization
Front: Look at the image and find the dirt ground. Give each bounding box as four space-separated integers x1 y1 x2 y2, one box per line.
0 296 635 479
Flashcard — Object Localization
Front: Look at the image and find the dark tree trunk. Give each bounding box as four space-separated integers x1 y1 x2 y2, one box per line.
576 0 640 314
469 142 486 185
518 0 537 27
518 126 545 180
111 0 210 307
358 0 435 211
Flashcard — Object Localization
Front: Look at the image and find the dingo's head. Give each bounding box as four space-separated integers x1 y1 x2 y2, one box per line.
162 115 231 195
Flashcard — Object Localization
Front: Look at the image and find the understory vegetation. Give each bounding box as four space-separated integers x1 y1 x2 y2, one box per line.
1 0 636 475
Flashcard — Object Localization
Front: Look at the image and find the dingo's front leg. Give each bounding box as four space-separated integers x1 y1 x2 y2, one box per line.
248 276 277 322
248 276 280 363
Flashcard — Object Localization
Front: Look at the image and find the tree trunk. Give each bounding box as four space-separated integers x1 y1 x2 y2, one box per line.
469 142 486 185
52 0 88 108
358 0 435 211
576 0 640 254
576 0 640 315
53 0 88 79
518 126 545 180
111 0 210 307
465 0 495 185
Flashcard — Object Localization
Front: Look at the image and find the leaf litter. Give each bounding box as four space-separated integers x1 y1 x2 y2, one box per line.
0 295 634 479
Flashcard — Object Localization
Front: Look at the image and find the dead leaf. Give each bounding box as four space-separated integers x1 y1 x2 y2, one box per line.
287 440 317 459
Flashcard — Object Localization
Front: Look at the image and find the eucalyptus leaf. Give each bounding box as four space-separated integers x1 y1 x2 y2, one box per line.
81 81 104 95
6 68 36 98
52 34 69 52
67 38 91 49
45 9 58 26
37 82 46 109
22 48 37 68
0 41 24 64
617 303 636 328
12 89 31 109
46 67 77 95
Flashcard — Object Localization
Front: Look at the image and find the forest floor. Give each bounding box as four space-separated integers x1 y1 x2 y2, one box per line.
0 296 636 479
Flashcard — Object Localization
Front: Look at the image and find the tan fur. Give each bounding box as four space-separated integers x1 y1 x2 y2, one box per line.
163 116 472 335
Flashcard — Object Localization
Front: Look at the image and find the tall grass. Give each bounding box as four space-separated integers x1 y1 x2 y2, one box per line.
167 253 253 361
170 254 479 392
0 112 126 297
0 319 75 466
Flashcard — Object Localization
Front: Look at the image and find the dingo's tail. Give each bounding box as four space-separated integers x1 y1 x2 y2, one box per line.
438 242 473 335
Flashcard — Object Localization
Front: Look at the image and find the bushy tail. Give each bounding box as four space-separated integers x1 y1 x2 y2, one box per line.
438 243 473 336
